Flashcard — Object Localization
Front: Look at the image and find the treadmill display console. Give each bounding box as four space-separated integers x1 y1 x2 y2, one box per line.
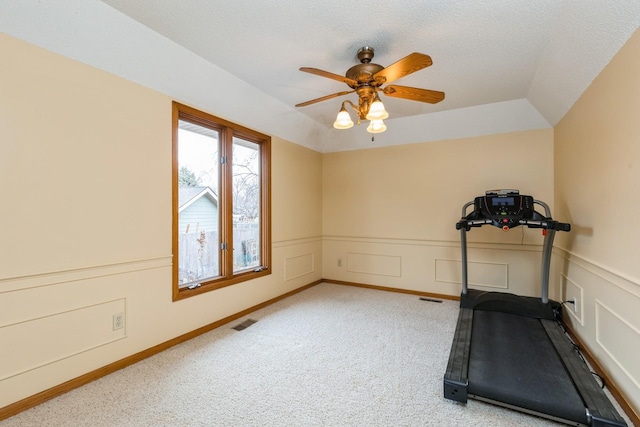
473 191 534 229
476 194 533 218
457 189 570 232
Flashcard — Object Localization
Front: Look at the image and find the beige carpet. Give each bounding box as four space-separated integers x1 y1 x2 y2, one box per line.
1 283 630 426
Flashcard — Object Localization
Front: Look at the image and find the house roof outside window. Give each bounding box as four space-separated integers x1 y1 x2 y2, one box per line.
178 187 218 212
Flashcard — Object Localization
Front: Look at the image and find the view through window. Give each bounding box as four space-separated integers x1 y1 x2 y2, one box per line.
231 137 262 272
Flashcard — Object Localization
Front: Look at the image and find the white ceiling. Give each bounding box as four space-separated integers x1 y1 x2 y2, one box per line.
2 1 640 152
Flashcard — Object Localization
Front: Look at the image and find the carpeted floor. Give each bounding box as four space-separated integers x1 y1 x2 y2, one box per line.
1 283 630 426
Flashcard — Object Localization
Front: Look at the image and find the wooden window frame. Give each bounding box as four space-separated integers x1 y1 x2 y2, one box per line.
172 102 271 301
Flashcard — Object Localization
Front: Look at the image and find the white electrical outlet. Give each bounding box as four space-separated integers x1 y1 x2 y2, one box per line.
337 258 342 267
572 297 578 313
113 312 125 330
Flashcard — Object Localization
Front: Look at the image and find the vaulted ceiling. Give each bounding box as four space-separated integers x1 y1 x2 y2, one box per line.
3 1 640 152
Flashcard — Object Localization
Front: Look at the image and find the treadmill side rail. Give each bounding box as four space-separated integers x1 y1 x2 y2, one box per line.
444 307 473 403
541 320 628 427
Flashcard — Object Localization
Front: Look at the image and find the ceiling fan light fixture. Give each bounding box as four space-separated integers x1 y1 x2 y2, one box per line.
333 107 354 129
365 93 389 120
367 119 387 134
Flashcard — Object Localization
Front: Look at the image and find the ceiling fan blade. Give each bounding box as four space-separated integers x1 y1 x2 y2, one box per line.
299 67 358 86
374 53 433 84
295 90 355 107
382 85 445 104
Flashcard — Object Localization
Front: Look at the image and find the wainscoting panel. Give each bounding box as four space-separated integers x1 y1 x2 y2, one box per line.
435 259 508 289
595 301 640 389
346 253 402 277
284 253 315 281
0 298 126 381
560 273 584 325
323 236 542 297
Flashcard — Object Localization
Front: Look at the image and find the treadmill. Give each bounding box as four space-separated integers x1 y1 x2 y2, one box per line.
443 190 627 427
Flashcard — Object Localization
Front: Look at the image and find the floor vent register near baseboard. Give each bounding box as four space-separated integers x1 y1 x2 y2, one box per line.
232 319 258 331
419 297 443 303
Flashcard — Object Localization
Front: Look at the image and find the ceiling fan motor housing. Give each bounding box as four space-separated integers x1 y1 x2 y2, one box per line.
346 46 385 88
346 63 384 86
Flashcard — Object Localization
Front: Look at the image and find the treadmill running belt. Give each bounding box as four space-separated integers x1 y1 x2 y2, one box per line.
468 310 588 424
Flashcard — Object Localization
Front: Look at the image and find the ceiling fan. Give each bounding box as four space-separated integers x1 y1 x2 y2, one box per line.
295 46 445 133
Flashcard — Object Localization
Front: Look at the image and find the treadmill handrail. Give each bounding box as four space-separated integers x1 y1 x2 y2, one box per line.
519 219 571 231
460 201 474 218
457 218 571 232
534 199 551 217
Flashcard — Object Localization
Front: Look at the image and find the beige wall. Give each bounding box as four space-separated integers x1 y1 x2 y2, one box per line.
323 130 554 243
0 34 322 408
322 130 557 298
554 28 640 411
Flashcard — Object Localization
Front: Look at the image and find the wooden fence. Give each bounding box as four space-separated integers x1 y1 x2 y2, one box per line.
178 224 259 287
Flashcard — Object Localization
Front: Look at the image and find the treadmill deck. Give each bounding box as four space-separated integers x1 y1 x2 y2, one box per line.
468 310 588 425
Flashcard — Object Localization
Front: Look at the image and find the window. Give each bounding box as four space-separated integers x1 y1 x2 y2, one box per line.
172 102 271 300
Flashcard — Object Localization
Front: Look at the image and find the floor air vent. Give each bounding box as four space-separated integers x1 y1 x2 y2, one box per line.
419 297 443 303
232 319 258 331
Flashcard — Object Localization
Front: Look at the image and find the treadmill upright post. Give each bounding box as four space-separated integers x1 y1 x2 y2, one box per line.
460 227 468 295
459 201 473 296
540 228 555 304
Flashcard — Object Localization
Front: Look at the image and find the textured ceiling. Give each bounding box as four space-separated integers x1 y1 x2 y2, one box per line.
98 0 639 123
2 1 640 152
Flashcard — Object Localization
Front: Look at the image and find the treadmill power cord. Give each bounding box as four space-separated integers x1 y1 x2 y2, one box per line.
556 301 606 390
